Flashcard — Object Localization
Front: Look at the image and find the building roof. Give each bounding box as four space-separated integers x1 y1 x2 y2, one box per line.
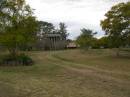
67 42 77 48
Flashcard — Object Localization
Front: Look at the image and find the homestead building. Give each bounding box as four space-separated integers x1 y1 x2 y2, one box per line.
36 32 67 50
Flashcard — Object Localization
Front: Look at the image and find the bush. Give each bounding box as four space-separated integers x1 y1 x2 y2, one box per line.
17 54 33 66
0 54 33 66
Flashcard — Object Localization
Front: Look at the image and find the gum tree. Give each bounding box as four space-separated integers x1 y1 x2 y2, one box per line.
101 2 130 55
76 28 97 49
0 0 38 57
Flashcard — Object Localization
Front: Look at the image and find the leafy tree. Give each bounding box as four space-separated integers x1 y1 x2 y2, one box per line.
0 0 38 57
101 2 130 49
91 38 99 49
76 28 97 49
38 21 55 34
58 22 68 40
97 37 109 48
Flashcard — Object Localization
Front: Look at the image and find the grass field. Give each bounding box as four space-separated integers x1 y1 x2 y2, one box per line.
0 49 130 97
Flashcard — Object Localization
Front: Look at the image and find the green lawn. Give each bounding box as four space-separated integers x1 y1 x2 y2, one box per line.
0 49 130 97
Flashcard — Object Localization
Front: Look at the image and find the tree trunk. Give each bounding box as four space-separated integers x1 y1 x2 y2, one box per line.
116 48 120 57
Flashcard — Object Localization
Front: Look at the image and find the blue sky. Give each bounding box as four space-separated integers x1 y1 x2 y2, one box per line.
26 0 129 39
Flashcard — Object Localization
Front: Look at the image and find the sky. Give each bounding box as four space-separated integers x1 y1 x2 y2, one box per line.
26 0 129 39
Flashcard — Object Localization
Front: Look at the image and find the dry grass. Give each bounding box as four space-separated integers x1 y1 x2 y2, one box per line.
0 49 130 97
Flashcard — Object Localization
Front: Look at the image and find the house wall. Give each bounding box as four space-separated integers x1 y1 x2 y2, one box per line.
35 33 67 50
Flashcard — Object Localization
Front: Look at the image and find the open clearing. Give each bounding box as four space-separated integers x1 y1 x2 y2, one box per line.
0 49 130 97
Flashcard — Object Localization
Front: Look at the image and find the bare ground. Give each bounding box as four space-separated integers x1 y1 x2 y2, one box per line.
0 49 130 97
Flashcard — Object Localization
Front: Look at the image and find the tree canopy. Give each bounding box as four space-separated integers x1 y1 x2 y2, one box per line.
76 28 97 49
101 2 130 48
38 21 55 34
0 0 38 56
58 22 69 40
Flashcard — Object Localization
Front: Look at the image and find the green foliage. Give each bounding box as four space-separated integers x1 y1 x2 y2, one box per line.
0 0 38 56
17 54 33 65
97 37 110 48
58 22 69 40
0 54 33 66
76 28 97 49
37 22 69 40
38 21 55 34
101 2 130 48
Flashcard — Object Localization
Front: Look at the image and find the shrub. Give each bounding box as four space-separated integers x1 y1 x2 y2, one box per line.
0 54 33 66
17 54 33 66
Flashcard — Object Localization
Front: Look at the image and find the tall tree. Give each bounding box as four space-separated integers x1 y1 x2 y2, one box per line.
0 0 38 57
76 28 97 49
101 2 130 49
97 37 109 48
58 22 68 40
38 21 55 34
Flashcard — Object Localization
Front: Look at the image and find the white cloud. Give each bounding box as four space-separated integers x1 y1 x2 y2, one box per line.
26 0 129 39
